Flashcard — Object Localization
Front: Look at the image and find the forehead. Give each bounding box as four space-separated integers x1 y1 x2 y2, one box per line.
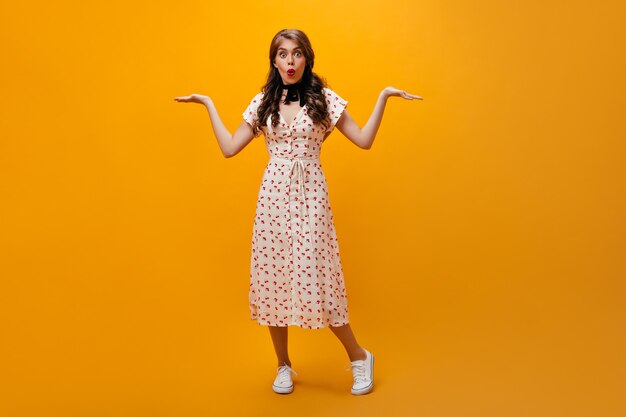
277 38 302 51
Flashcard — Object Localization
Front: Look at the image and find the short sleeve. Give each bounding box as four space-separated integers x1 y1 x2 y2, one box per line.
242 92 264 126
324 88 348 132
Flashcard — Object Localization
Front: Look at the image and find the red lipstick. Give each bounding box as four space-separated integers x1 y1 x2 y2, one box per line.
287 69 295 76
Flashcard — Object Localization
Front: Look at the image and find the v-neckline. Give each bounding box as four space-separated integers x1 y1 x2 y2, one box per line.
278 104 306 129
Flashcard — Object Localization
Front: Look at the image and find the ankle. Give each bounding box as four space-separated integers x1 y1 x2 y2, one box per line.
350 347 367 362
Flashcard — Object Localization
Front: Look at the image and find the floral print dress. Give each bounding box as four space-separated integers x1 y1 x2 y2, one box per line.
243 88 349 329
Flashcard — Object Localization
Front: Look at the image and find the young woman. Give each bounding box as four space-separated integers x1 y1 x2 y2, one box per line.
174 28 422 395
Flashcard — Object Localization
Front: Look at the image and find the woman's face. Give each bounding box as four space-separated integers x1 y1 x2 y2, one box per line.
273 38 306 85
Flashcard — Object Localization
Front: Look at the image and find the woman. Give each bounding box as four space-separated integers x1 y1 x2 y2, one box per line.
174 28 422 395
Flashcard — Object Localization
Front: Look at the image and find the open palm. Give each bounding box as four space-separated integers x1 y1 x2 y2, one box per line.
384 86 423 100
173 94 209 105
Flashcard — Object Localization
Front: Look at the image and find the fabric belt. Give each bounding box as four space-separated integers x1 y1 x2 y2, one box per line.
269 156 320 236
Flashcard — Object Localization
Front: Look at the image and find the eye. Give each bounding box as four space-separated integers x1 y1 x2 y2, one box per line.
295 51 302 57
279 52 286 58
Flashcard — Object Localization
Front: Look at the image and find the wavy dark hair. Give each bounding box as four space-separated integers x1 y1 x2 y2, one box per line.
251 29 331 137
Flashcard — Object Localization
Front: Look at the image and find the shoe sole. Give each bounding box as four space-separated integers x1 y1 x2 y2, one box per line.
351 353 374 395
273 384 294 394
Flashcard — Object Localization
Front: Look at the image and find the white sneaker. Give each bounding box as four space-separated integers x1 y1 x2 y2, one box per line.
345 348 374 395
272 364 298 394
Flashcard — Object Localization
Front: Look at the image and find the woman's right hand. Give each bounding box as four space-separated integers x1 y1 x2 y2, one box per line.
173 94 210 105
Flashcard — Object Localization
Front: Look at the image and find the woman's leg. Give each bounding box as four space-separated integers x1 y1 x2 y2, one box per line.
329 323 367 361
268 325 292 367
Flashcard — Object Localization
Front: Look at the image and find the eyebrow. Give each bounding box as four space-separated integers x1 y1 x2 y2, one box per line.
277 47 302 52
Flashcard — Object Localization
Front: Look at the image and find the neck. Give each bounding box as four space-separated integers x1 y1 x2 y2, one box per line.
281 79 302 88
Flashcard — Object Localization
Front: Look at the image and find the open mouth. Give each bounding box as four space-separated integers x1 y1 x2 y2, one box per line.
287 69 296 76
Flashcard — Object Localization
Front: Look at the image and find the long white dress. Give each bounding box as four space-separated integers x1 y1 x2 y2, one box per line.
243 88 349 329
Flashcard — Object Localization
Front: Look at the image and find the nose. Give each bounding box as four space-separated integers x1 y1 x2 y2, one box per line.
287 54 294 65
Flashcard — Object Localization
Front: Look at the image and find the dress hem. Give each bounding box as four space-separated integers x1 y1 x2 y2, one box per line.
249 317 349 330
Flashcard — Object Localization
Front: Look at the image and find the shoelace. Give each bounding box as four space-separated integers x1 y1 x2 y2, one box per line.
345 361 367 384
277 365 298 383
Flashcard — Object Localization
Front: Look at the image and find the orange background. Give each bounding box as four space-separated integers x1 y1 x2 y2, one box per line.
1 1 625 416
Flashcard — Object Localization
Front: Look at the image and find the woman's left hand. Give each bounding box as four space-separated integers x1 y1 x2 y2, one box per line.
383 86 423 100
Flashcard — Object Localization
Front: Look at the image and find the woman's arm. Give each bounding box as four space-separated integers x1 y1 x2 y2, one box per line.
174 94 256 158
335 86 422 149
204 97 256 158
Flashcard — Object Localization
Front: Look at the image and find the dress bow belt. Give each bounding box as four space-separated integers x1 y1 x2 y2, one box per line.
270 156 319 236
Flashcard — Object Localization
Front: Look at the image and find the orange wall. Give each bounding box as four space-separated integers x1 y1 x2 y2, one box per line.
1 1 625 416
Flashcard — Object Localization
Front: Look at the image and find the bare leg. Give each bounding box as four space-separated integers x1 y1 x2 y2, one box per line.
329 323 367 362
268 325 292 367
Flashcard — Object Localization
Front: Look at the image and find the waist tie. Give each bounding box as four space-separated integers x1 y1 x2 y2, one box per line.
269 156 319 236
